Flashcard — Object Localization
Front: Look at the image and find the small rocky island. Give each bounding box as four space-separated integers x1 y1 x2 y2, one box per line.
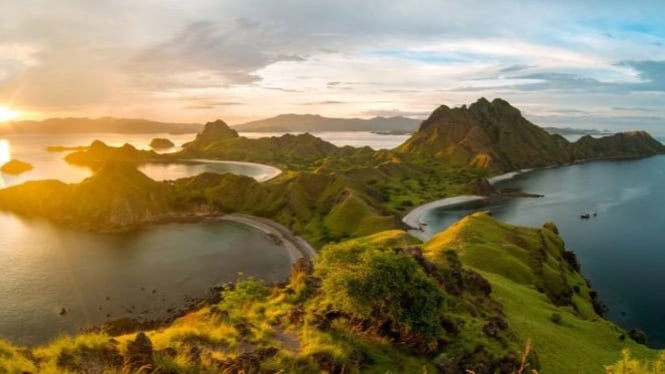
1 159 34 175
149 138 175 149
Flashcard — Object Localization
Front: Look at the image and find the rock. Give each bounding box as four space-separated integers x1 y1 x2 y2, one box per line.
149 138 175 149
1 159 33 175
628 328 647 345
59 307 67 316
124 332 154 370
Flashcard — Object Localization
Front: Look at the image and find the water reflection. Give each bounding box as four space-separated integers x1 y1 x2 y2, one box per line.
0 139 10 188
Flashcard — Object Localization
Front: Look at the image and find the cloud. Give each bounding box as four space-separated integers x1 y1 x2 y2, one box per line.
361 109 431 118
0 0 664 125
127 20 306 87
300 100 347 105
619 60 665 90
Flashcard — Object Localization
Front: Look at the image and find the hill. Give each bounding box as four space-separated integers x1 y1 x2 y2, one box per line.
0 98 662 372
180 119 376 170
397 98 665 171
232 114 420 132
0 117 201 135
0 162 174 230
0 215 652 373
423 212 655 373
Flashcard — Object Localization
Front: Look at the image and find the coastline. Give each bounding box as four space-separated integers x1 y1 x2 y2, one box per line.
151 211 316 263
86 212 317 340
220 213 317 262
182 158 282 182
401 168 535 241
402 195 487 241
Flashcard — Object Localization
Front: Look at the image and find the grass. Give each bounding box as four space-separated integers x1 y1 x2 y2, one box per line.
485 271 656 373
423 211 658 373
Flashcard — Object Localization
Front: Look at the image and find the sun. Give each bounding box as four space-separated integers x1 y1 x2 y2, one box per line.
0 106 17 122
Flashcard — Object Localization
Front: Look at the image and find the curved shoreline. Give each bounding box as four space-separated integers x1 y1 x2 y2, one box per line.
403 195 487 241
402 169 533 241
175 158 282 182
150 211 316 263
219 213 317 263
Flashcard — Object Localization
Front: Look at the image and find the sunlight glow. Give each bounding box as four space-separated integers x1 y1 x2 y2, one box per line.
0 107 17 122
0 140 9 165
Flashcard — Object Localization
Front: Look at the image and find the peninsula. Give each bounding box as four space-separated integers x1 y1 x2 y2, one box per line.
0 98 663 373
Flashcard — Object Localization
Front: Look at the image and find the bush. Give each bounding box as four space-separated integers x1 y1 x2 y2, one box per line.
628 328 648 345
550 312 563 325
318 245 446 339
219 278 270 311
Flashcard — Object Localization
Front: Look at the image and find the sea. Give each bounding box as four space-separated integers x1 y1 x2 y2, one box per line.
0 131 407 345
421 137 665 347
1 130 664 347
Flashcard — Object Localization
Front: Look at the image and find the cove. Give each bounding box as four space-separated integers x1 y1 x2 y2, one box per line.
421 155 665 347
0 213 292 345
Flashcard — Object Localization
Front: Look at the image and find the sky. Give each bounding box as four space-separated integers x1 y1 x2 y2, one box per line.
0 0 664 132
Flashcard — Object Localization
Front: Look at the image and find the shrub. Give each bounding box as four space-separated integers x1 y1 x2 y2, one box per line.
318 245 446 339
628 328 647 345
550 312 563 325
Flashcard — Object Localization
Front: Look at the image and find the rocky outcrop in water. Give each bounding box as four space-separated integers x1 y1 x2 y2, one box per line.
149 138 175 149
1 159 33 175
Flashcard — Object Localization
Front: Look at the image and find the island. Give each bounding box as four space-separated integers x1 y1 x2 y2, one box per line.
149 138 175 149
0 159 33 175
0 98 662 373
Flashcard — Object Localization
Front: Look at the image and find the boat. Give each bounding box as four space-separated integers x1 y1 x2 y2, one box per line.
580 211 597 219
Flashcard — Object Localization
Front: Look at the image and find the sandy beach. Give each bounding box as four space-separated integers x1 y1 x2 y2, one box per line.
402 195 488 241
220 213 317 263
402 169 534 241
487 168 533 185
186 159 282 182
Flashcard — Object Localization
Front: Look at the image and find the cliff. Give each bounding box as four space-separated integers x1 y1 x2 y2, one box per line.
422 212 653 373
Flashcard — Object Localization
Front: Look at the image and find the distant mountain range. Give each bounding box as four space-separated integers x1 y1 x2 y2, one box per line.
0 114 624 137
543 127 613 136
231 114 421 133
0 117 202 135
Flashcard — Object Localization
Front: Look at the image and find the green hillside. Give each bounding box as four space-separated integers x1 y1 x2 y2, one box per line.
0 98 663 372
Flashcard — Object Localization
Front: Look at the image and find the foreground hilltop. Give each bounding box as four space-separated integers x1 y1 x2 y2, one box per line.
0 214 651 372
398 98 665 170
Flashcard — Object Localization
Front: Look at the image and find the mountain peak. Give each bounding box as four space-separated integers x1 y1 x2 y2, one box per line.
185 119 238 150
399 98 665 171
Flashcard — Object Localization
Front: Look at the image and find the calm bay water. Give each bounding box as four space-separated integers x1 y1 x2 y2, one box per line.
0 130 399 344
422 154 665 347
0 215 291 345
0 132 293 345
3 130 664 346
